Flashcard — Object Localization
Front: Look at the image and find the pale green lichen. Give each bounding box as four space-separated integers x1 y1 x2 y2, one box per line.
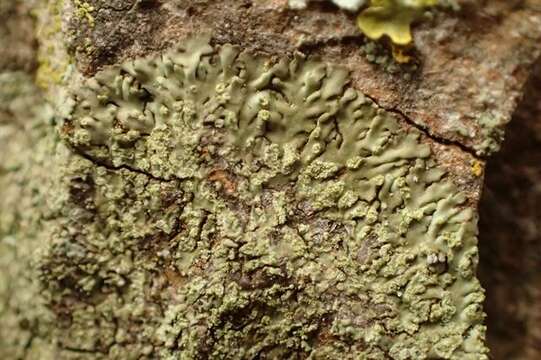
42 36 490 358
0 72 57 359
473 112 505 156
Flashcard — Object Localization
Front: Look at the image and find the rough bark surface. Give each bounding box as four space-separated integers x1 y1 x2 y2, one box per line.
478 62 541 360
66 0 541 157
1 0 541 359
0 1 37 72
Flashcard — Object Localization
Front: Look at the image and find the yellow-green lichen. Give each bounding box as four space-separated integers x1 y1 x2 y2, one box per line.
73 0 95 27
47 36 489 358
35 0 72 91
0 71 57 359
357 0 438 45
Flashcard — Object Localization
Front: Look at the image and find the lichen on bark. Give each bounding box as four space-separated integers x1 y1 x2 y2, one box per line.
4 1 541 359
0 71 57 359
34 35 489 358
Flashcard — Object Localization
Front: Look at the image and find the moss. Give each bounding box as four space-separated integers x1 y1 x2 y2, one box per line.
40 35 491 358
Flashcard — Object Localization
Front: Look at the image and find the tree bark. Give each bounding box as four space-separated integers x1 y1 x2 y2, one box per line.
1 1 541 359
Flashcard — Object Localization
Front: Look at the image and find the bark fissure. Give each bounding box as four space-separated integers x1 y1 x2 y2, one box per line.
295 33 485 160
68 145 181 183
364 93 484 160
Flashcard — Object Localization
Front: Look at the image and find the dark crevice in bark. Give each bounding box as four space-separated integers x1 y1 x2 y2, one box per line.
295 35 484 159
60 346 105 355
364 93 484 160
67 144 180 183
296 35 365 55
478 61 541 360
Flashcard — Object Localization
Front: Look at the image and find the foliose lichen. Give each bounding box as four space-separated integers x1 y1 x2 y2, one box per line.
289 0 440 63
42 35 489 358
473 112 505 156
360 40 420 73
357 0 438 45
288 0 439 46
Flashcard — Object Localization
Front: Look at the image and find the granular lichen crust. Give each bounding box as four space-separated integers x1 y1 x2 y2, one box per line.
47 36 488 358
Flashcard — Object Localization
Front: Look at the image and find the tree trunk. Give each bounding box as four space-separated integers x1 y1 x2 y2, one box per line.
1 1 541 359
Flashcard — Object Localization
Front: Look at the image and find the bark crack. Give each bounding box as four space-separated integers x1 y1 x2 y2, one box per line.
364 93 484 160
68 145 181 183
295 34 484 160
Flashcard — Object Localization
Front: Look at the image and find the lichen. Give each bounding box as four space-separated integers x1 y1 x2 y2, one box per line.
289 0 438 46
43 35 489 358
357 0 438 45
360 39 419 73
73 0 95 27
0 71 57 359
471 160 483 177
35 0 71 91
473 112 505 156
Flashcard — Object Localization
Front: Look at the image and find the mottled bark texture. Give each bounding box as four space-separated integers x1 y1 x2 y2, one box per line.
478 61 541 360
0 0 540 359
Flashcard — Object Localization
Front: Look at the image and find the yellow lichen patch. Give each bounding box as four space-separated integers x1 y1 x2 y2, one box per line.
471 160 484 177
74 0 95 28
357 0 438 45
